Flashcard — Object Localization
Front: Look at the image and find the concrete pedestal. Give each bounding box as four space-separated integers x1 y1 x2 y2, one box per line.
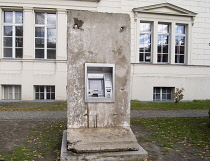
61 130 148 161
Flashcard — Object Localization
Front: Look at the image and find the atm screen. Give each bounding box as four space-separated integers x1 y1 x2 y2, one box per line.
89 80 104 90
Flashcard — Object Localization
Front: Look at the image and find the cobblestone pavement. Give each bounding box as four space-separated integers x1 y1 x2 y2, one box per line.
0 110 208 120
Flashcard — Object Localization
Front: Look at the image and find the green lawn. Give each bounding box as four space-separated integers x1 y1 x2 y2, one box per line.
0 121 66 161
0 101 66 111
131 100 210 110
131 117 210 159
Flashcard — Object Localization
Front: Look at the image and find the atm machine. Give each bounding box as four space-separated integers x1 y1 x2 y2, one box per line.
85 63 115 102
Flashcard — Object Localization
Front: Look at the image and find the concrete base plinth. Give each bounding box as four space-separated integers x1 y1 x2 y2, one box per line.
61 130 148 161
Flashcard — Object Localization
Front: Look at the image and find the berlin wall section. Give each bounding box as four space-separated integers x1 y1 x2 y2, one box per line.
67 10 131 129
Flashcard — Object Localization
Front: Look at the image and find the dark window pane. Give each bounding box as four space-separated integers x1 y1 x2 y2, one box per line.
180 55 184 63
35 49 44 58
163 45 168 53
180 46 185 54
35 86 39 92
156 94 160 100
47 93 51 99
157 54 161 62
35 27 45 37
139 47 144 52
16 48 23 58
167 94 172 100
4 37 12 47
16 38 23 47
175 46 179 54
162 87 167 93
35 38 44 48
46 86 51 92
47 49 56 59
51 86 55 92
4 48 12 57
157 46 161 53
35 13 45 24
4 11 13 23
40 86 44 92
15 12 23 24
47 28 56 48
16 26 23 36
4 26 12 36
155 87 160 93
162 54 168 62
51 93 55 100
35 93 39 99
40 93 44 99
162 94 166 100
47 13 56 25
139 53 144 61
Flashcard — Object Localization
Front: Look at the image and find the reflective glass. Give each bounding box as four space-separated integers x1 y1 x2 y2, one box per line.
176 36 185 45
145 44 151 52
35 12 45 24
51 93 55 100
16 26 23 36
4 11 13 23
47 49 56 59
35 49 44 58
35 38 44 48
157 54 161 62
51 86 55 92
176 25 185 34
4 48 12 57
4 37 12 47
158 24 169 33
4 26 12 36
47 13 56 25
156 94 160 100
162 94 166 100
16 38 23 47
35 93 39 99
35 86 39 92
139 45 144 52
162 87 167 93
167 94 171 100
180 55 184 63
145 53 151 62
16 48 23 58
180 46 185 54
140 22 151 32
47 86 51 92
35 27 44 37
155 87 160 93
15 12 23 24
47 28 56 48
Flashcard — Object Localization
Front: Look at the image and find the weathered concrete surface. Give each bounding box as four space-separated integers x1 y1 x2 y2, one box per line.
67 127 139 152
67 10 131 129
61 130 148 161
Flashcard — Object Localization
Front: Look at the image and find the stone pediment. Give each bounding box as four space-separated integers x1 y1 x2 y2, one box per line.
133 3 197 17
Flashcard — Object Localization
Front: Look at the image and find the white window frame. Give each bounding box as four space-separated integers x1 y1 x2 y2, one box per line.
175 24 186 64
153 87 174 101
34 85 55 100
133 3 196 65
139 22 152 63
2 85 21 100
157 23 170 63
34 12 56 59
3 10 23 58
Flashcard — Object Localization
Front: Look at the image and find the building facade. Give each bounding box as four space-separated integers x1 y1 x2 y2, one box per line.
0 0 210 101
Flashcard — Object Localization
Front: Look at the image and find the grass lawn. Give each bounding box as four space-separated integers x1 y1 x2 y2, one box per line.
0 101 66 111
131 100 210 110
131 117 210 159
0 121 66 161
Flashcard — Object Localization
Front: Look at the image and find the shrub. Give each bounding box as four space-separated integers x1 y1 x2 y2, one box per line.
174 88 184 103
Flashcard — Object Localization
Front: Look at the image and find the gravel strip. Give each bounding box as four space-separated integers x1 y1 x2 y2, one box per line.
0 110 208 120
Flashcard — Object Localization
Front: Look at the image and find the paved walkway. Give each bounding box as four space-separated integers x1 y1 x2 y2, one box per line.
0 110 208 120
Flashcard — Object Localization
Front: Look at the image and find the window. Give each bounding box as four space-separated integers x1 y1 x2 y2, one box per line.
153 87 174 101
175 25 186 64
35 12 56 59
3 85 21 100
157 23 169 63
139 22 152 62
3 11 23 58
35 86 55 100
